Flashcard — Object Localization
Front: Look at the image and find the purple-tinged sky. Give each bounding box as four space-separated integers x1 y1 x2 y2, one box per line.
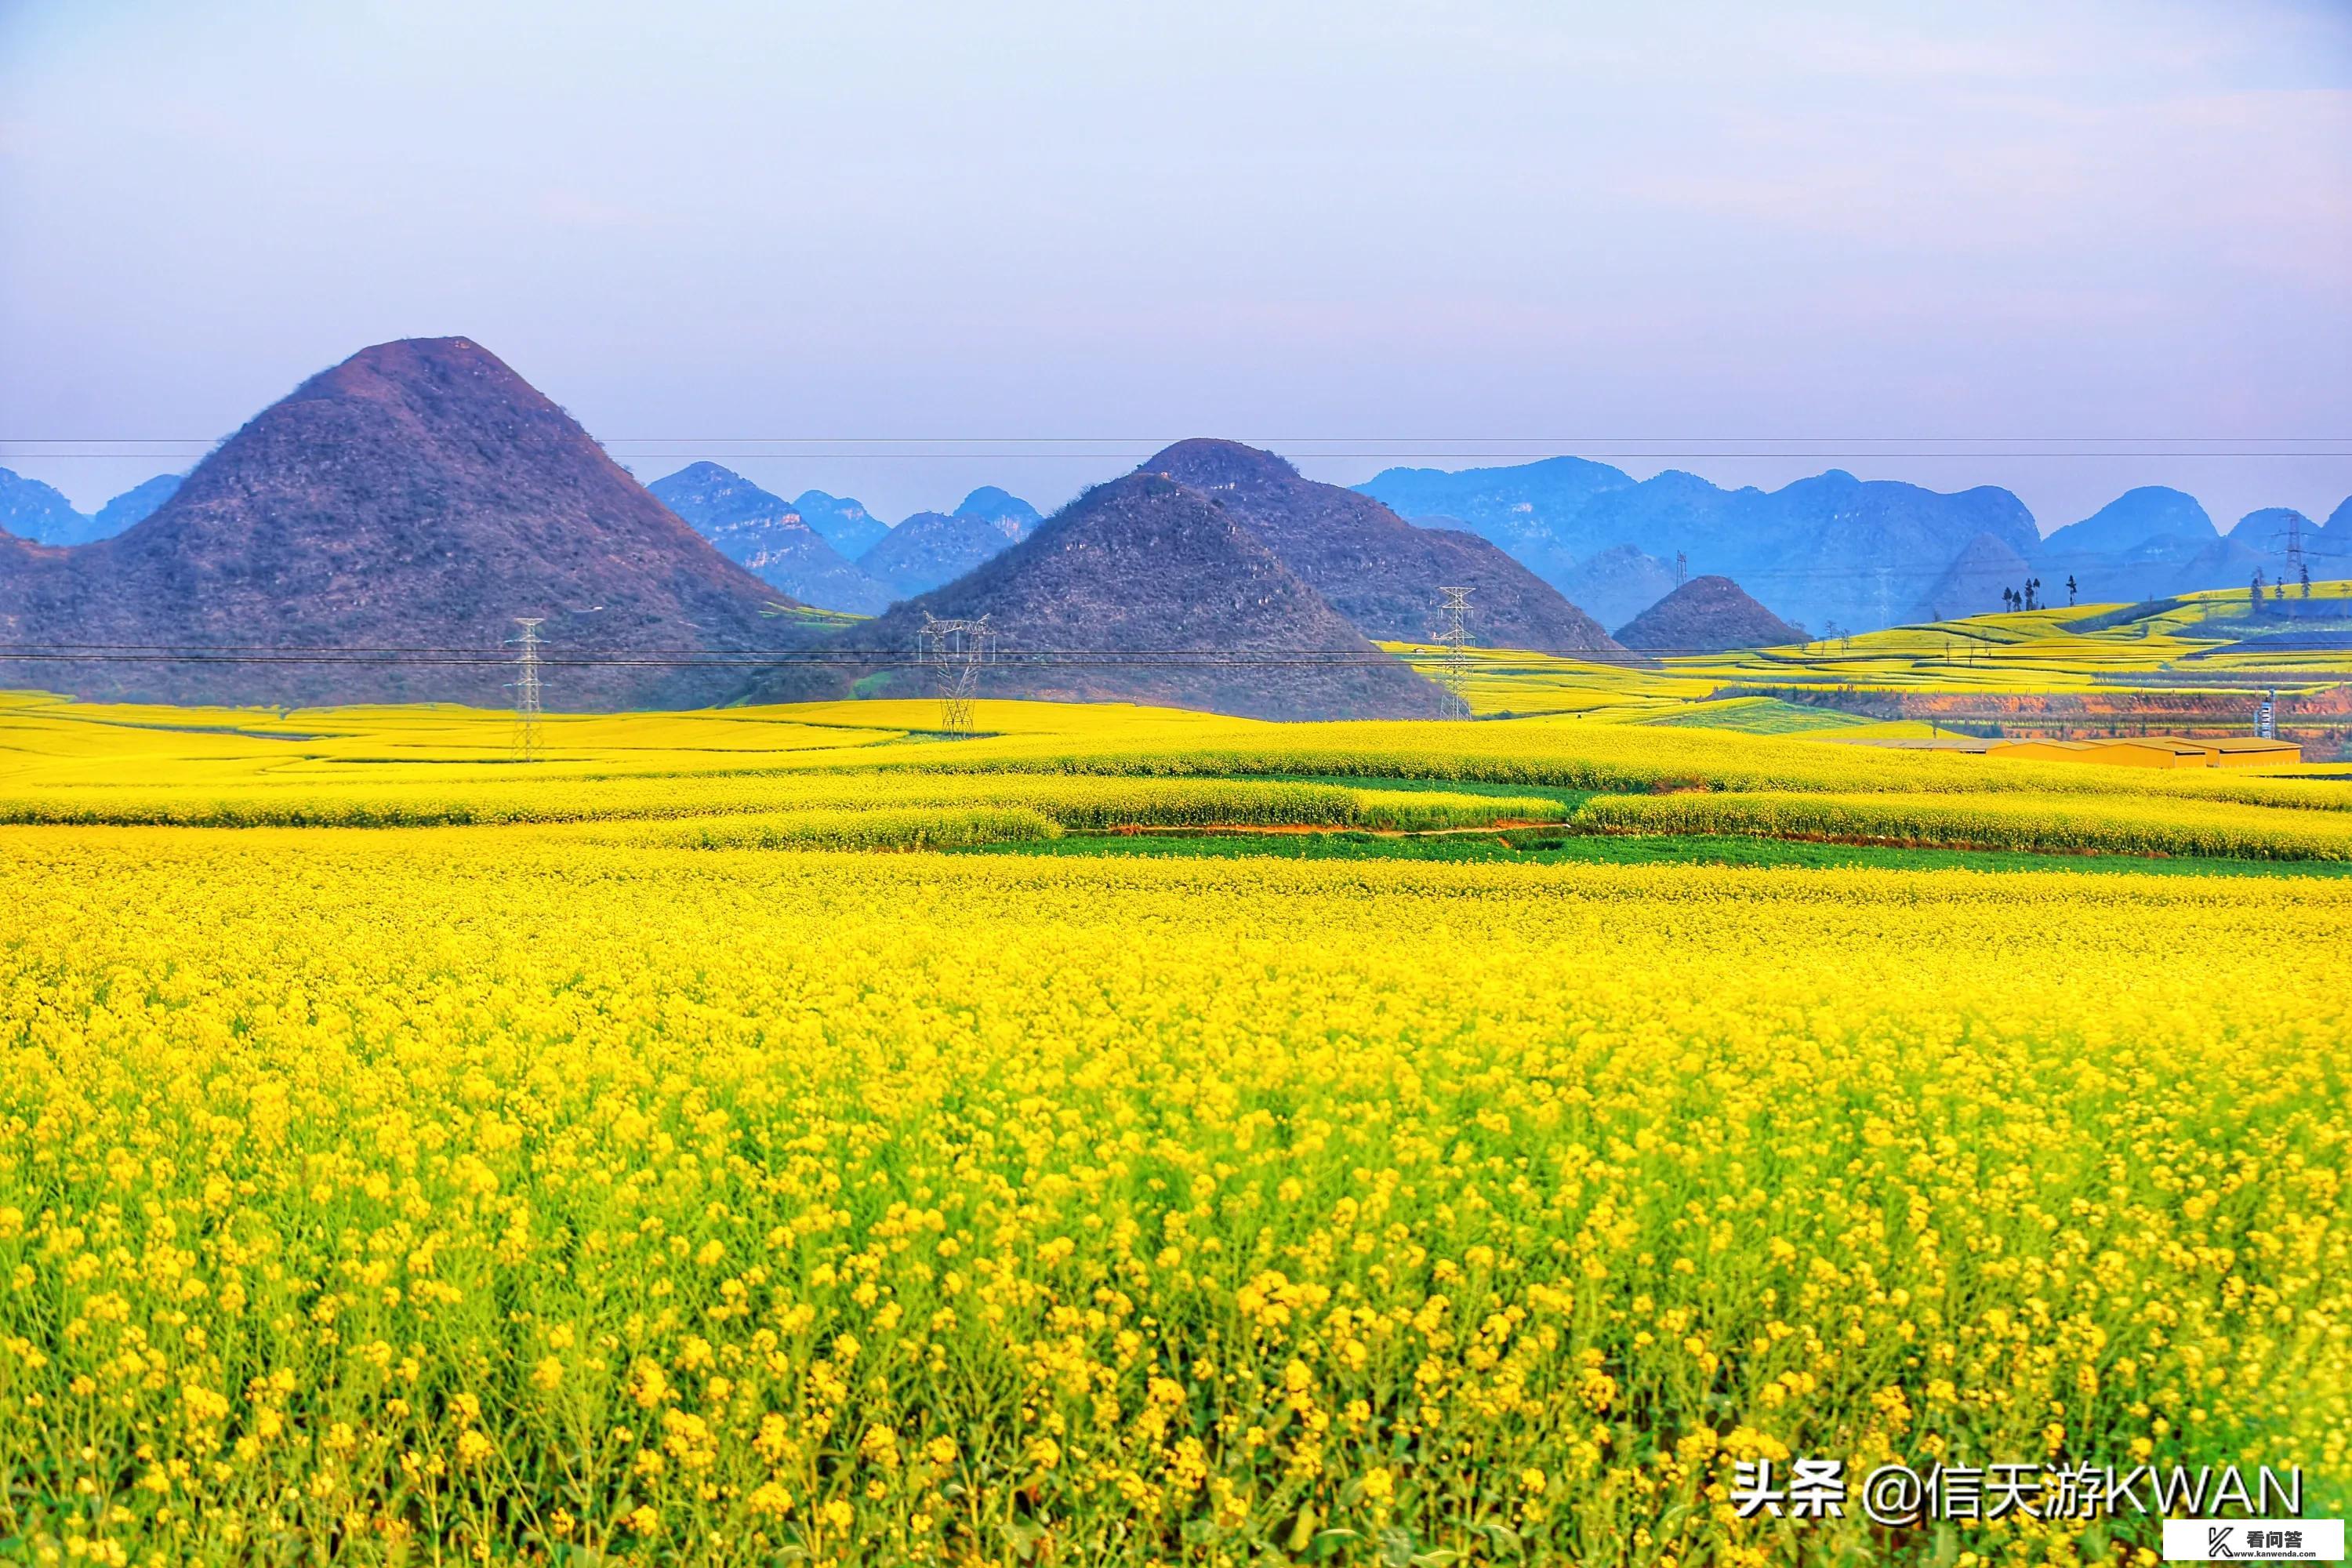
2 0 2347 528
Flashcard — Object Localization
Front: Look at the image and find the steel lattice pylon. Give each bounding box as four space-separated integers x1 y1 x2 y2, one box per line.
506 617 546 761
1436 586 1473 720
2274 514 2307 582
918 614 996 737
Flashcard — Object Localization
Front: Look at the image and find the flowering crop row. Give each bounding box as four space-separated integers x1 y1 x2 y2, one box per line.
1573 790 2352 861
0 771 1568 836
863 720 2352 815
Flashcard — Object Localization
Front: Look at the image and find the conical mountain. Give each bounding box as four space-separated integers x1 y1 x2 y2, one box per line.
756 470 1444 720
2230 506 2311 542
648 462 891 614
2313 498 2352 568
1559 544 1677 632
954 486 1043 536
1615 575 1801 652
2039 486 2215 556
793 491 890 559
0 468 87 545
860 510 1027 600
1912 531 2033 622
1141 440 1620 652
0 338 810 707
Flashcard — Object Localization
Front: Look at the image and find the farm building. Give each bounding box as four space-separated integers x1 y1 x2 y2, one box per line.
2182 738 2304 769
1987 736 2303 771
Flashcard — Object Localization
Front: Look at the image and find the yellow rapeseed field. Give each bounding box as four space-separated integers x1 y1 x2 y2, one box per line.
0 693 2346 1566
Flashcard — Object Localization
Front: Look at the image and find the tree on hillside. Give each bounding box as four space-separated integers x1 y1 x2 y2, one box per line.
2067 574 2078 607
2302 563 2313 599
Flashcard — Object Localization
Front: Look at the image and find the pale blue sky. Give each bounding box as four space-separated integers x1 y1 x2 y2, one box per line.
2 0 2347 528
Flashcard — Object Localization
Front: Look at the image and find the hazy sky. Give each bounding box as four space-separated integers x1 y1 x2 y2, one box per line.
3 0 2347 528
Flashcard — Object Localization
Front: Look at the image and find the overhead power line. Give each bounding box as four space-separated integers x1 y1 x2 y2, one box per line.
0 637 2300 669
8 435 2347 445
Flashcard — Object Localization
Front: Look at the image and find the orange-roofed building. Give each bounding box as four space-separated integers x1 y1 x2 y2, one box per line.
1987 736 2304 771
2078 739 2215 768
2180 738 2303 771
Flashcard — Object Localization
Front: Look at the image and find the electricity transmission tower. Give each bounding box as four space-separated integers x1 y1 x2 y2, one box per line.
1436 586 1474 720
2275 514 2307 584
918 614 995 737
507 617 546 761
1674 551 1688 588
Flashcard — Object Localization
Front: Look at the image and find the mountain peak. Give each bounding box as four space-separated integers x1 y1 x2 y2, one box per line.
2231 506 2312 539
0 466 86 546
346 334 499 369
952 485 1043 543
648 462 798 524
2038 485 2216 564
305 336 517 397
955 485 1040 522
1615 575 1801 652
1912 531 2033 622
791 491 890 560
1141 438 1300 491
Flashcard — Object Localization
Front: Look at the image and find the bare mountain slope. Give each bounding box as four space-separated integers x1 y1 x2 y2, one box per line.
0 338 810 707
1615 575 1801 652
754 471 1444 720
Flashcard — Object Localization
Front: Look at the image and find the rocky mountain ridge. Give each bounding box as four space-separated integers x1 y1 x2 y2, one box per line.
753 470 1445 720
1359 459 2351 631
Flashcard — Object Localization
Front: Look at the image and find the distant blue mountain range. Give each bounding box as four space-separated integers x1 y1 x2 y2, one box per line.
788 491 891 561
0 468 182 547
645 469 1046 612
646 463 895 614
1358 459 2350 634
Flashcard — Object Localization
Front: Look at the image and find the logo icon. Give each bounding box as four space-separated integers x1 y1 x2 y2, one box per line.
2162 1518 2346 1561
